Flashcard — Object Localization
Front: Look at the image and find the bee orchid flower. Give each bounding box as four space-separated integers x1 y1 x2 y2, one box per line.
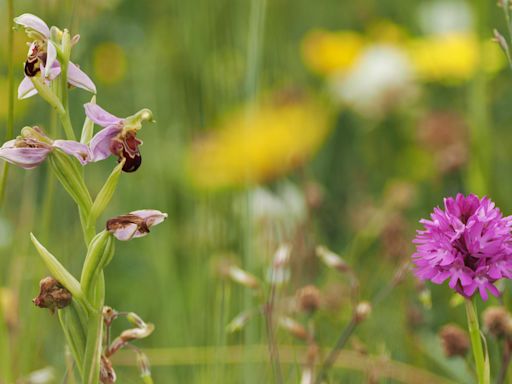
85 103 153 172
0 127 91 169
14 13 96 99
106 210 167 241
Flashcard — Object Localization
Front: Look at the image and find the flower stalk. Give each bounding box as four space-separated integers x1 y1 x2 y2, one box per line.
465 298 490 384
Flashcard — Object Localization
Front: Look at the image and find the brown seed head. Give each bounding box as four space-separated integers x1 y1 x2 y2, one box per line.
482 306 512 338
439 324 470 358
32 276 72 314
100 355 116 384
296 285 321 314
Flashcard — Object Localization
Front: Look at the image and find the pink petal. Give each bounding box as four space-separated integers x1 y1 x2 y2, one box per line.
14 13 50 38
89 125 121 162
18 76 38 99
111 223 139 241
68 62 96 94
84 103 122 127
53 140 91 165
44 41 57 78
0 140 51 169
130 209 168 226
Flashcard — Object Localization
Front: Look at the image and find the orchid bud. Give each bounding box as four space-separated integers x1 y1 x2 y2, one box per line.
33 276 72 314
81 230 115 300
106 210 167 241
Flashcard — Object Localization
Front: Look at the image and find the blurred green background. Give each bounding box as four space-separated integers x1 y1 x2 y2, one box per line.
1 0 512 382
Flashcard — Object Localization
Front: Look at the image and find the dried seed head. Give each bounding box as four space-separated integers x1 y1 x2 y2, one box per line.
296 285 321 314
354 301 372 323
32 276 72 314
482 306 512 338
100 355 116 384
439 324 470 358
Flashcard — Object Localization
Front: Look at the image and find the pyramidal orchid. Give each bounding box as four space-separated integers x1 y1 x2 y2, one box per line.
85 103 153 172
14 13 96 99
412 193 512 301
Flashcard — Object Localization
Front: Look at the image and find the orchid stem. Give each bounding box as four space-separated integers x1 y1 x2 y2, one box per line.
465 298 489 384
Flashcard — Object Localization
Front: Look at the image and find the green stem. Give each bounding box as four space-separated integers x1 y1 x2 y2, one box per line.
0 0 16 207
465 298 489 384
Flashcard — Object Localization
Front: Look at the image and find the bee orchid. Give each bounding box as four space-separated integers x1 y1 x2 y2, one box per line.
0 127 91 169
106 210 167 241
14 13 96 99
85 103 153 172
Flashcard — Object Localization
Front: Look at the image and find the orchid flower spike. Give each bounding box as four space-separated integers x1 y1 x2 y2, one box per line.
0 126 91 169
106 210 167 241
85 103 153 172
14 13 96 99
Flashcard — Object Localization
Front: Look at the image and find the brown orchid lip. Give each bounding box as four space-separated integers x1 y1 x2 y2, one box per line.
106 214 150 235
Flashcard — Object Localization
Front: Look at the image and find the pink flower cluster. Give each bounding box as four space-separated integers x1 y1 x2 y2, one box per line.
413 194 512 301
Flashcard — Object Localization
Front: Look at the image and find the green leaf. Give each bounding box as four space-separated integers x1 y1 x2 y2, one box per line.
59 302 87 374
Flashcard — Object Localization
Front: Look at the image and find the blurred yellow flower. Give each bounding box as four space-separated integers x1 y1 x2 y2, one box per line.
409 33 504 84
187 91 332 189
301 29 364 76
93 42 127 85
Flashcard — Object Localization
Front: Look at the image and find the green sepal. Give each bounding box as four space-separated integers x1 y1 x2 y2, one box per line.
80 230 115 301
81 96 96 144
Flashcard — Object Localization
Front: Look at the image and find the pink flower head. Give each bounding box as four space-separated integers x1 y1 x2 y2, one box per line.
413 194 512 301
0 127 91 169
106 210 167 241
85 103 153 172
14 13 96 99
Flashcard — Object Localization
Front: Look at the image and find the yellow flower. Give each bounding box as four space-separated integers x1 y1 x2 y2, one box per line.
93 42 127 86
409 33 504 84
301 29 364 76
187 92 332 189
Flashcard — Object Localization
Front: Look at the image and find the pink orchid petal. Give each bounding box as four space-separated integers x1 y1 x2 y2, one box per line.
89 125 122 162
0 140 51 169
68 62 96 94
84 103 122 127
44 41 58 77
18 76 38 99
14 13 50 38
53 140 91 165
111 223 139 241
130 210 168 226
